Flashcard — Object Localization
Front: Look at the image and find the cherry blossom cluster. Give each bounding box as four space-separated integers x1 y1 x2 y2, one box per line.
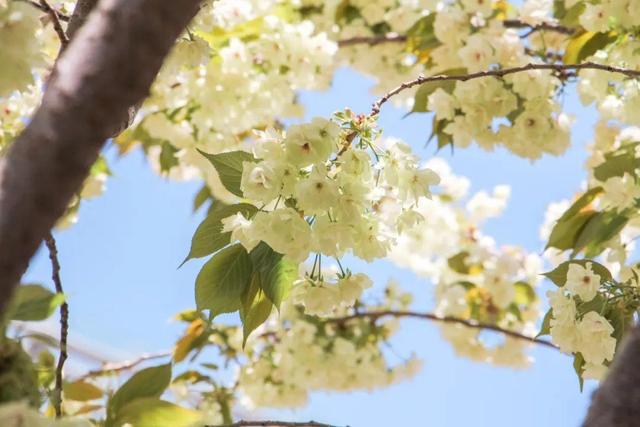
390 158 542 367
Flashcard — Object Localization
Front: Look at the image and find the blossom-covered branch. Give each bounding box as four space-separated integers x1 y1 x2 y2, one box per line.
44 233 68 417
327 310 558 350
337 20 574 47
370 62 640 116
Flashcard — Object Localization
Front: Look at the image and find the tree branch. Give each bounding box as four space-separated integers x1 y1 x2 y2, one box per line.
338 33 407 47
75 350 171 381
39 0 69 48
326 310 558 350
370 62 640 116
583 325 640 426
16 0 70 21
44 233 67 418
216 421 342 427
502 19 575 35
0 0 203 316
66 0 99 38
337 20 574 47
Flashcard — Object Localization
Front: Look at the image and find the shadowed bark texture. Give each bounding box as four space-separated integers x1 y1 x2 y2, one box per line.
584 325 640 426
0 0 202 314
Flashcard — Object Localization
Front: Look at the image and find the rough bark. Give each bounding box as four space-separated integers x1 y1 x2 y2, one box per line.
66 0 99 38
0 0 201 314
583 325 640 426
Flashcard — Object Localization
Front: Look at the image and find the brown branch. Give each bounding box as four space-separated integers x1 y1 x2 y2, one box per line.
216 421 342 427
502 19 575 35
583 325 640 426
370 62 640 116
75 350 171 381
336 20 573 48
0 0 204 317
44 233 68 418
16 0 70 21
326 310 558 350
39 0 69 48
338 33 407 47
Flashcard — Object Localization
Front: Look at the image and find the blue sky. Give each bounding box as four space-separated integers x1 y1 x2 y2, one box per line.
22 67 598 426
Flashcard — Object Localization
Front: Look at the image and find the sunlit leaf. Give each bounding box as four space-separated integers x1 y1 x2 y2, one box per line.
63 380 103 402
10 284 65 322
198 150 255 197
114 398 201 427
195 244 253 317
108 363 172 421
182 202 257 265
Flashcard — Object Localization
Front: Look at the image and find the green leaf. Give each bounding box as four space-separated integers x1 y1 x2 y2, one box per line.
240 274 274 346
447 251 473 275
573 211 629 257
537 309 553 337
195 244 253 317
564 31 616 64
557 187 603 223
514 282 537 305
63 380 103 401
108 363 172 420
573 352 585 391
593 142 640 181
10 284 65 321
182 202 257 265
607 305 631 350
410 68 466 113
113 399 201 427
546 211 597 251
559 1 585 26
576 294 606 316
159 141 179 172
406 14 439 52
198 150 255 197
249 242 296 309
196 18 264 49
543 259 612 287
193 184 213 212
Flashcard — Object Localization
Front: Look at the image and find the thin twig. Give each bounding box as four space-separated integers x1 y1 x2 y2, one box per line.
326 310 558 350
502 19 575 35
370 62 640 116
75 350 171 380
38 0 69 47
44 232 68 418
216 421 342 427
16 0 71 21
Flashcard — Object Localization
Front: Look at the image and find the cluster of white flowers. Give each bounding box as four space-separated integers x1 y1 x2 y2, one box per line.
236 281 420 408
139 0 338 183
221 121 439 269
0 2 43 97
390 158 542 367
547 263 617 380
578 42 640 127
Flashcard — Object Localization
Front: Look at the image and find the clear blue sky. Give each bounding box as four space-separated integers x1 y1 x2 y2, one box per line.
22 67 598 426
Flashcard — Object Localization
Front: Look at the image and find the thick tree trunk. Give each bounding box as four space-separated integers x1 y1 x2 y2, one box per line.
66 0 99 38
583 325 640 426
0 0 202 314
